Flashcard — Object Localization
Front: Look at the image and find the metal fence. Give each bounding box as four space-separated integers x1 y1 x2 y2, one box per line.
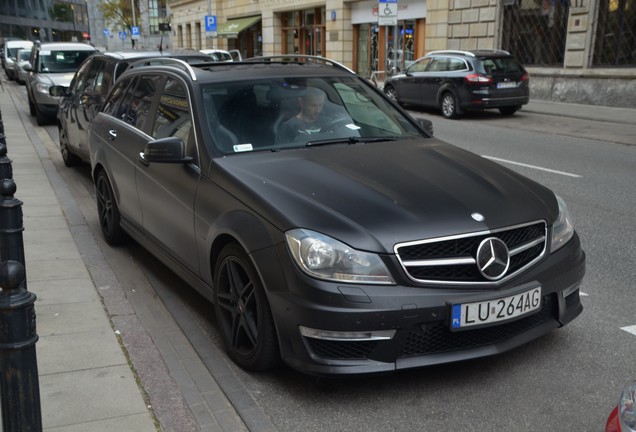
593 0 636 66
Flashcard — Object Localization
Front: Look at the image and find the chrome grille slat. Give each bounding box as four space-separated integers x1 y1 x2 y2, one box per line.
395 221 547 285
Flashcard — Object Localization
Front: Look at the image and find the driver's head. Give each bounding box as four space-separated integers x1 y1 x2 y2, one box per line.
298 87 325 122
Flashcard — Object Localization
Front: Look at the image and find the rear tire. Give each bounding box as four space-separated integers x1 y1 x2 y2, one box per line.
59 127 81 167
441 92 460 119
214 243 279 371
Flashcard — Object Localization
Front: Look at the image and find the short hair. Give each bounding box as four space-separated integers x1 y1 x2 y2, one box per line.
302 87 325 100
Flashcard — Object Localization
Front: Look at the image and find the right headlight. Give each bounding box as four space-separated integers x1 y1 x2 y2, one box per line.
550 194 574 253
285 228 395 285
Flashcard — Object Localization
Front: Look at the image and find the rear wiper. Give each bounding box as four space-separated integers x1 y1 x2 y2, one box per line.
305 136 399 147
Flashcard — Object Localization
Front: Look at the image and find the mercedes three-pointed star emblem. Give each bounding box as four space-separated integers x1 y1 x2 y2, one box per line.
476 237 510 280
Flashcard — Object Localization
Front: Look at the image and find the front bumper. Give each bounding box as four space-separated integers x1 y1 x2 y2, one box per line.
255 233 585 376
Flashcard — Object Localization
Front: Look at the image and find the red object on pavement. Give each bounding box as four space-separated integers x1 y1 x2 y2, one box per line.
607 406 621 432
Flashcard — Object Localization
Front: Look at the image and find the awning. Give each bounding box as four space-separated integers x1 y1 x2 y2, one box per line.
216 16 261 38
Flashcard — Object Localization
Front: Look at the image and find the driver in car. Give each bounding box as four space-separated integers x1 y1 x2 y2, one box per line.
277 87 332 142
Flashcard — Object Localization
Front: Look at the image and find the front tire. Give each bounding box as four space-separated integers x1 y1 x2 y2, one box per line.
214 243 279 371
384 85 398 102
28 93 36 116
95 170 126 245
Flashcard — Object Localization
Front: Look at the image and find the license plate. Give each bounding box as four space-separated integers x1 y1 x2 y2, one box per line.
497 81 517 89
450 286 542 330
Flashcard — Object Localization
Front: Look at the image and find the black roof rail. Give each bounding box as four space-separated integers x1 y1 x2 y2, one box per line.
127 57 199 81
242 55 355 74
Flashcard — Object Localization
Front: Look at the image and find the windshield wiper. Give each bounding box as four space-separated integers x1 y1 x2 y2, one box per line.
305 136 399 147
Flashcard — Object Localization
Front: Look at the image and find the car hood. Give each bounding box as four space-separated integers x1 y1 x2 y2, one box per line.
213 139 558 253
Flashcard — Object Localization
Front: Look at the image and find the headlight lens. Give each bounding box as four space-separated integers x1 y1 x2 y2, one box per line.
285 228 395 284
620 382 636 431
550 194 574 253
35 81 51 94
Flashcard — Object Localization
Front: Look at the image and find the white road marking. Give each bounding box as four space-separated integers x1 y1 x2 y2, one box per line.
620 325 636 336
580 291 589 297
482 156 582 178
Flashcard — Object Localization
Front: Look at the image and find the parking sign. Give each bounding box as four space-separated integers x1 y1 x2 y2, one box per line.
205 15 217 33
131 26 140 40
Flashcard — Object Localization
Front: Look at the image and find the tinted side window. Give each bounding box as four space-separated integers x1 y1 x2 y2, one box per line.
448 58 467 71
103 75 135 117
152 78 193 151
410 57 432 73
84 58 106 94
427 58 449 72
124 75 162 130
68 58 92 94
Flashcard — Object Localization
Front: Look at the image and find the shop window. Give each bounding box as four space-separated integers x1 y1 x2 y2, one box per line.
593 0 636 66
501 0 570 66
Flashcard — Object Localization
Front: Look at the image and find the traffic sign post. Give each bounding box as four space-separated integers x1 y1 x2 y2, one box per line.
378 0 398 26
131 26 140 40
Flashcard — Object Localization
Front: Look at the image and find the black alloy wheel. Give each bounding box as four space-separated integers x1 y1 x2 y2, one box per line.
214 243 279 371
59 127 81 167
441 92 459 119
95 170 126 245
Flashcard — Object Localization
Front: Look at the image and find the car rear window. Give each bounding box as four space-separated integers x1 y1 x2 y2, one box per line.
479 57 523 75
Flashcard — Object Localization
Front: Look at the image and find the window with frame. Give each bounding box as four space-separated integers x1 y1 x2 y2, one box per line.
103 75 136 116
125 75 162 130
593 0 636 66
152 77 193 154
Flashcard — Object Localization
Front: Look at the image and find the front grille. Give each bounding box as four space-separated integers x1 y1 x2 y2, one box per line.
396 221 546 285
399 294 557 357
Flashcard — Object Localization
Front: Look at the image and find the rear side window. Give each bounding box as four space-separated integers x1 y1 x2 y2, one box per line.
480 57 523 74
124 75 162 130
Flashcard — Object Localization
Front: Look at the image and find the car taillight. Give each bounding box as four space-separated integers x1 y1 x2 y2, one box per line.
464 74 492 84
521 72 529 81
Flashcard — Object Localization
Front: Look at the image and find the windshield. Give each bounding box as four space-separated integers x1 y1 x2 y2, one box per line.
37 50 94 73
18 50 31 62
201 76 424 154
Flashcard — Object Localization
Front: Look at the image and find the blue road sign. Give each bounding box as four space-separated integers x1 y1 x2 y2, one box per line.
118 31 127 40
205 15 217 32
103 28 110 37
131 26 140 39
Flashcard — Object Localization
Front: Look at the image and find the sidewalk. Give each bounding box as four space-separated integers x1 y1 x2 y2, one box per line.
0 84 158 430
522 99 636 126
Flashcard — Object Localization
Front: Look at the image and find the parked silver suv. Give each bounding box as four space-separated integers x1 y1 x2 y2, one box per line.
25 41 97 125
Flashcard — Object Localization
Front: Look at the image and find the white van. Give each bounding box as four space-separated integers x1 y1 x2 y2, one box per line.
4 40 33 80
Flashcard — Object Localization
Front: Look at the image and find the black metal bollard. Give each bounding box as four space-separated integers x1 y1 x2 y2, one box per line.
0 143 42 431
0 143 13 180
0 178 25 266
0 109 5 146
0 260 42 432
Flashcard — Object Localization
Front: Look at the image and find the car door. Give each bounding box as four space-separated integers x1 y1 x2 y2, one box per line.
93 75 146 227
135 75 200 274
419 56 449 107
395 57 431 105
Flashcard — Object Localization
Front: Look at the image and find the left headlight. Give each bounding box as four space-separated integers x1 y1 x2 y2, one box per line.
550 194 575 253
285 228 395 285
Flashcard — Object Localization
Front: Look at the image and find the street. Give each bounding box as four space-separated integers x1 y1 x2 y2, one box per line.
6 78 636 431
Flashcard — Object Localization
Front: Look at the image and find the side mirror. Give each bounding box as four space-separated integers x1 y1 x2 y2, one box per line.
139 137 193 165
417 118 434 136
23 64 33 72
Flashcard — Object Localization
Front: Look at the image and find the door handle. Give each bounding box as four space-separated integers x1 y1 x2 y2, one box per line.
108 129 117 140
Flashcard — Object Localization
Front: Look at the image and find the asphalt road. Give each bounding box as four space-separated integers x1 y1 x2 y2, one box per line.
16 85 636 432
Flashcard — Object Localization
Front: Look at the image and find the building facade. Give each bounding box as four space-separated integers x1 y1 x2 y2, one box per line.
168 0 635 107
0 0 90 44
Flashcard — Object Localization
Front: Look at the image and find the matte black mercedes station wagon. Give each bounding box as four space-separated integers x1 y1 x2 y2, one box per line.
89 56 585 376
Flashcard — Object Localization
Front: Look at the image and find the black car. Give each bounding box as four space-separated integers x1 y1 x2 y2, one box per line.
52 49 213 166
88 56 584 376
383 49 530 119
